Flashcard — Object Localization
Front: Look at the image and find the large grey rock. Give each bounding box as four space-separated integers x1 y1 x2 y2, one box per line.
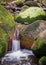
20 20 46 49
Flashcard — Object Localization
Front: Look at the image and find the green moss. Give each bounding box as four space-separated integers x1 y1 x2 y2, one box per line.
16 0 24 7
39 56 46 65
0 0 16 3
0 28 7 57
0 5 15 33
16 7 46 23
32 38 46 58
0 5 15 57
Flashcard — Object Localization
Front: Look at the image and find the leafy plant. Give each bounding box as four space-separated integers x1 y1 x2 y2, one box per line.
0 28 7 57
39 56 46 65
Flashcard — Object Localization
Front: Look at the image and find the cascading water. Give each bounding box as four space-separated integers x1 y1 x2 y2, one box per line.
1 25 35 65
12 39 20 51
12 27 20 51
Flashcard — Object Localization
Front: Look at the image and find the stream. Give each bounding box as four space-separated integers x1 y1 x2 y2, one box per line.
1 27 37 65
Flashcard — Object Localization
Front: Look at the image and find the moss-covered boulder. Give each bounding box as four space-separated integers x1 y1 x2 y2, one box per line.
0 28 8 57
20 20 46 49
32 38 46 58
0 5 15 34
31 30 46 58
16 7 46 24
39 56 46 65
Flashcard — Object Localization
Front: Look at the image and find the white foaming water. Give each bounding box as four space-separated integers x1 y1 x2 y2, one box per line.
12 40 20 51
2 49 34 64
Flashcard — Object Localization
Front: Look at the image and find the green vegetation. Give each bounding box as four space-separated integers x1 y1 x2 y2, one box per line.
32 38 46 58
0 4 15 57
16 7 46 23
39 56 46 65
0 4 15 34
0 0 16 2
0 28 7 57
16 0 24 7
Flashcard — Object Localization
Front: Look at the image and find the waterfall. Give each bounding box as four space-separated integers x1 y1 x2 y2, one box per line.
1 25 35 65
12 40 20 51
12 27 20 51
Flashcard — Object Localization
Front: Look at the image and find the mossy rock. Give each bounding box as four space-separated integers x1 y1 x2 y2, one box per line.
0 5 15 35
39 56 46 65
20 20 46 49
31 30 46 58
16 7 46 24
0 28 8 58
25 1 39 7
16 0 24 7
32 38 46 58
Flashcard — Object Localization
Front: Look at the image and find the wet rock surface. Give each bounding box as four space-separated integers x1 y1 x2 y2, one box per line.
38 30 46 40
24 1 39 7
20 20 46 49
